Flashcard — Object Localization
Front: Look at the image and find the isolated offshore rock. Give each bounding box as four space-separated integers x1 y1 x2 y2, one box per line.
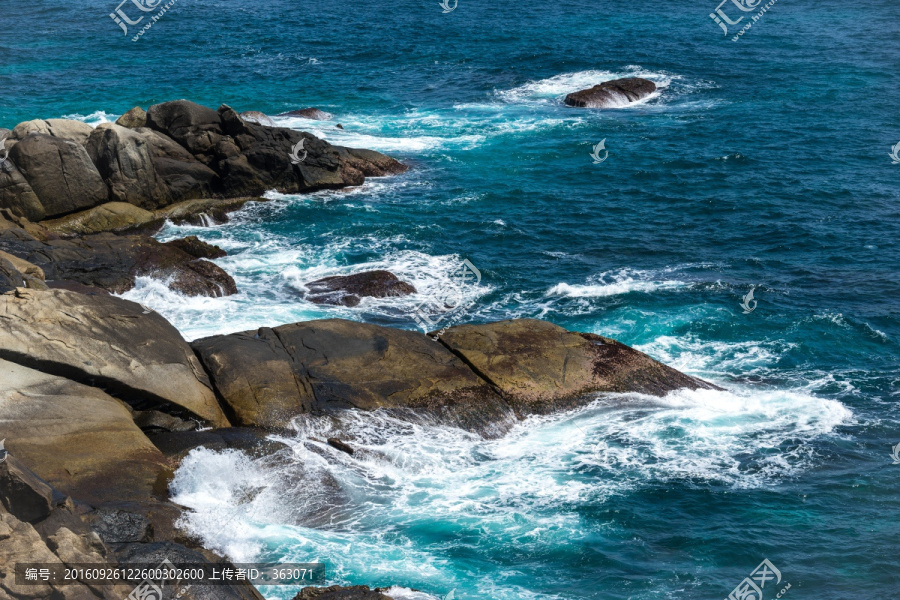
305 270 416 306
115 106 148 129
0 289 230 427
9 133 109 218
437 319 718 416
86 123 172 209
279 107 334 120
0 358 170 504
564 77 657 108
192 319 514 435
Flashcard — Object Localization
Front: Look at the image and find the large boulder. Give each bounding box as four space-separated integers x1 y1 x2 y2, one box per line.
0 160 44 222
0 289 230 426
41 201 162 237
0 226 236 297
0 359 169 504
192 319 514 435
134 127 219 202
437 319 718 416
8 134 109 218
86 123 171 209
563 77 657 108
11 118 94 144
305 270 416 306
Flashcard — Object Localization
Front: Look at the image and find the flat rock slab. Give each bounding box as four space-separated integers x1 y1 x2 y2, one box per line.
0 359 168 504
437 319 718 416
0 288 229 426
192 319 515 436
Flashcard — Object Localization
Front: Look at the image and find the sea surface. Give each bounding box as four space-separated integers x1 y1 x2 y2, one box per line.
2 0 900 598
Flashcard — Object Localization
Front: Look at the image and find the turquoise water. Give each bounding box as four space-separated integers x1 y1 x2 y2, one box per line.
3 0 900 597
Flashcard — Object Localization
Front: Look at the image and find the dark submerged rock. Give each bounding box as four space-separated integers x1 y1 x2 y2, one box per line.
305 270 416 306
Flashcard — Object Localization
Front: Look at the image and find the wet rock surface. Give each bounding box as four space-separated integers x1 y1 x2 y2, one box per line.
564 77 657 108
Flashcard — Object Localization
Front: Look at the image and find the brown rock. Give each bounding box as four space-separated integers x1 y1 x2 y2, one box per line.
0 289 230 426
41 202 162 237
0 359 169 504
115 106 147 129
563 77 657 108
437 319 718 416
192 319 515 435
306 270 416 306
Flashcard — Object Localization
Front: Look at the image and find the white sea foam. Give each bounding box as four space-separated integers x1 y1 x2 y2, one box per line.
496 68 676 106
547 267 687 298
171 382 851 598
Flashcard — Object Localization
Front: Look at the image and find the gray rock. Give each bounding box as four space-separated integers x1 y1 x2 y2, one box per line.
9 134 109 218
86 123 171 209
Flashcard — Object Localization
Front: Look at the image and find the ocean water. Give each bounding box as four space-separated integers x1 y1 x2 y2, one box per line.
3 0 900 598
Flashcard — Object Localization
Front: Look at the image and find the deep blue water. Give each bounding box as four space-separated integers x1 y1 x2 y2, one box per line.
3 1 900 598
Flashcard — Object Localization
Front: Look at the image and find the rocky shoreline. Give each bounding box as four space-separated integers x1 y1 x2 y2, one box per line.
0 100 712 600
